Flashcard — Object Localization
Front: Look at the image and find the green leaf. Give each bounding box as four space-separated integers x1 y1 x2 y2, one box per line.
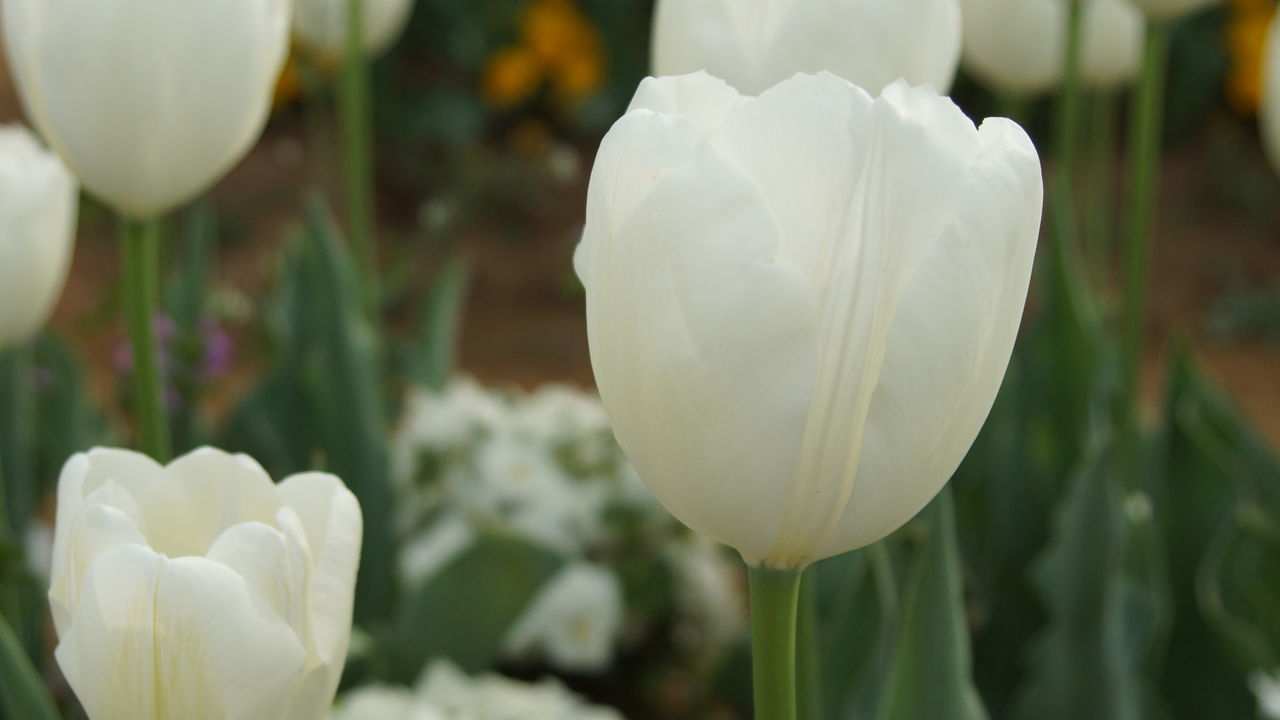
0 612 58 720
876 489 988 720
220 195 398 624
810 543 898 720
410 257 471 391
1009 446 1143 720
386 531 564 680
1156 347 1280 718
297 196 397 623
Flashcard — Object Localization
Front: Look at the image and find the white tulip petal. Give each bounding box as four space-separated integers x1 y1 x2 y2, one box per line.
581 107 818 562
276 472 363 676
55 544 165 720
652 0 962 95
57 546 313 720
140 447 283 559
206 516 311 643
49 448 361 719
628 72 748 134
817 118 1042 558
48 483 147 636
578 73 1042 566
49 449 161 609
960 0 1143 95
0 125 77 348
2 0 290 217
292 0 415 57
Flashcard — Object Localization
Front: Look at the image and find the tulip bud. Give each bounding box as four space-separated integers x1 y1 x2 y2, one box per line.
1263 10 1280 175
49 447 362 719
959 0 1143 95
0 125 77 349
292 0 415 60
651 0 962 95
575 72 1043 569
1127 0 1218 21
1 0 291 219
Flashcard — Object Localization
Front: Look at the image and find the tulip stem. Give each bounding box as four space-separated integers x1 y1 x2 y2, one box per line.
1085 90 1119 284
795 570 822 720
341 0 378 316
750 565 802 720
120 217 171 462
1121 22 1171 437
0 346 34 537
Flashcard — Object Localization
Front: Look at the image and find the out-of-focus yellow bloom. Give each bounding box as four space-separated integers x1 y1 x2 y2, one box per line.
480 0 605 111
1227 0 1278 114
274 53 305 111
484 46 545 109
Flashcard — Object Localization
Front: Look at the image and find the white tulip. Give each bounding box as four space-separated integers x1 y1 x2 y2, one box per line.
652 0 962 95
293 0 415 59
575 72 1043 569
1127 0 1218 21
960 0 1144 95
0 125 77 349
1 0 291 219
1262 10 1280 176
49 447 362 720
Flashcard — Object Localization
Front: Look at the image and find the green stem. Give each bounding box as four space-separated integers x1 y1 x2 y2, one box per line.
1085 90 1119 285
1121 22 1172 434
795 570 822 720
341 0 377 315
750 566 802 720
120 217 171 461
1054 0 1086 203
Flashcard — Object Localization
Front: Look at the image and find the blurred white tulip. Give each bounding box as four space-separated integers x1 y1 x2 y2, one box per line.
652 0 962 95
1262 9 1280 175
575 72 1043 569
49 447 362 720
1 0 290 218
0 125 77 349
960 0 1144 95
1127 0 1219 20
293 0 415 59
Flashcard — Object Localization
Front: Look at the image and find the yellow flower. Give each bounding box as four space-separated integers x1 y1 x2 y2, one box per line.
483 45 544 109
1226 0 1278 114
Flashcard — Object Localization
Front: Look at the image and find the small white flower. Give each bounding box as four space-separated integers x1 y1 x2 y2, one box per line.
504 562 624 673
670 535 747 653
330 686 446 720
461 434 581 551
418 660 625 719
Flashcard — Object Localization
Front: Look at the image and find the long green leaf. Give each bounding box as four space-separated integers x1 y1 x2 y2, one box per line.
299 195 397 623
876 489 988 720
1157 348 1280 718
410 256 471 391
0 613 58 720
1009 446 1143 720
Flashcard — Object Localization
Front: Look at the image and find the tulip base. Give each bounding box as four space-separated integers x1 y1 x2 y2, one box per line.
120 217 171 462
750 565 803 720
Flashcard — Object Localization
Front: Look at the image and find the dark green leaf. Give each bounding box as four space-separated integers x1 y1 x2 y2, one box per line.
387 531 564 680
876 489 988 720
0 612 58 720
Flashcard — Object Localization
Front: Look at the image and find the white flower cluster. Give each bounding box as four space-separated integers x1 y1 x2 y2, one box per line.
391 379 746 673
330 660 625 720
